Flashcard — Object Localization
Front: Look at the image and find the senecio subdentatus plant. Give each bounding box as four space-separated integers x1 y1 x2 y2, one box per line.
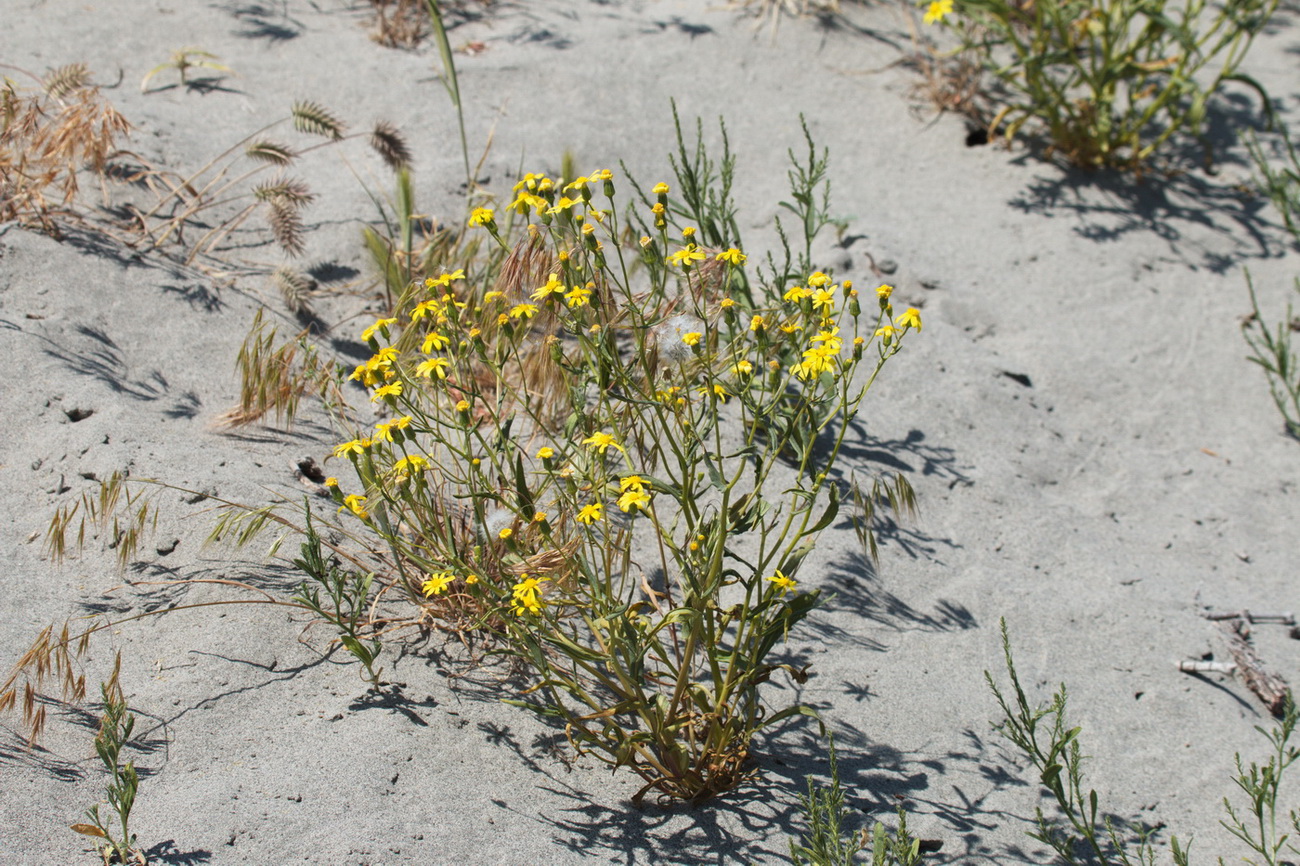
322 169 921 802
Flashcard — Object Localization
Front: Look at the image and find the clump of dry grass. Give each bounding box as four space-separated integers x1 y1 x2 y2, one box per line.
730 0 845 30
0 64 130 235
367 0 495 49
127 100 409 268
217 308 341 429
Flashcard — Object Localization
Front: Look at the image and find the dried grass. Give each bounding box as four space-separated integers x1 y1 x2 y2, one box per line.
0 66 130 234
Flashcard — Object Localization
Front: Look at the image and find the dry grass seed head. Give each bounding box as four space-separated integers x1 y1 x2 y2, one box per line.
0 74 130 227
273 266 316 316
291 100 345 140
245 139 297 166
370 121 413 171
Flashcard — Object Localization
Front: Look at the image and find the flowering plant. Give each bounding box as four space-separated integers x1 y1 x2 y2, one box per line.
922 0 1277 170
321 153 920 801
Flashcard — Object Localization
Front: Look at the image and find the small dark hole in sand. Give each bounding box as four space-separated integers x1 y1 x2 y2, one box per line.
65 407 94 422
965 127 988 147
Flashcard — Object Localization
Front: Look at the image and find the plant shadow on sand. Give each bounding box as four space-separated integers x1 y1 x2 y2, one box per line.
527 713 1056 864
1006 89 1286 269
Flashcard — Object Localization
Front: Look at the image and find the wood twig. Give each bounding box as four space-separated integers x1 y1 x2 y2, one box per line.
1204 610 1295 625
1219 618 1291 717
1177 659 1238 675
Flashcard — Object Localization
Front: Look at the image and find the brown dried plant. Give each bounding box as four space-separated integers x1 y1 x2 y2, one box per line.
0 64 131 235
217 308 342 429
367 0 494 48
370 0 430 47
127 101 410 267
730 0 846 31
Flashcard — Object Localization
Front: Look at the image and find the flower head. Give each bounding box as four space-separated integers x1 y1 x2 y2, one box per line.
468 207 495 227
509 303 539 320
716 247 747 266
668 244 706 268
371 382 403 401
565 283 593 307
333 439 370 458
582 431 624 454
360 317 398 343
416 357 451 379
895 307 923 330
923 0 954 24
510 575 549 616
422 570 455 597
767 570 797 594
617 487 651 513
426 269 465 288
531 274 565 302
577 501 604 525
341 494 368 520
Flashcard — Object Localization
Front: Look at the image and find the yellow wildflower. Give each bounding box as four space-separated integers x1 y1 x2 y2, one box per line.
333 439 370 458
422 570 455 596
923 0 953 23
415 357 451 379
750 315 766 332
426 269 466 288
469 207 495 227
360 317 397 342
876 283 895 300
668 244 706 268
652 182 670 195
422 332 450 353
807 272 832 288
371 382 403 401
732 359 754 376
565 283 593 307
582 431 624 453
510 575 548 616
617 487 651 513
681 331 702 347
509 303 539 320
342 494 368 519
393 454 427 475
895 307 923 330
531 274 565 302
716 248 747 266
577 501 603 525
811 286 837 314
767 570 797 594
537 446 555 460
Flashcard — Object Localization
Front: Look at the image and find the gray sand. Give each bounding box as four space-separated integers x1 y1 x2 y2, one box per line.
3 0 1299 863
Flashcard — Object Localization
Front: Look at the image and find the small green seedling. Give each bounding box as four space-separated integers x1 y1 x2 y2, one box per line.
140 48 232 93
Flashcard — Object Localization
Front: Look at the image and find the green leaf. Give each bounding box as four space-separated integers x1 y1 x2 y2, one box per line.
704 458 726 492
806 484 840 536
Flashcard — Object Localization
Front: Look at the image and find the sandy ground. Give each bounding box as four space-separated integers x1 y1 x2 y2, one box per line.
3 0 1300 863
